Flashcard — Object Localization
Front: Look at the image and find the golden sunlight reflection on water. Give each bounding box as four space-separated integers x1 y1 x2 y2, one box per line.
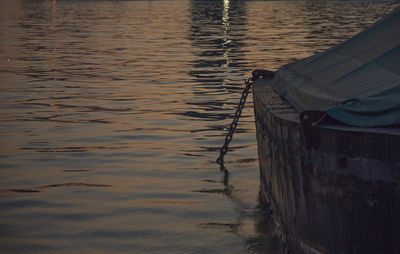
0 0 398 253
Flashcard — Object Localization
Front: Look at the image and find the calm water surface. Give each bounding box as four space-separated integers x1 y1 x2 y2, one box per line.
0 0 398 253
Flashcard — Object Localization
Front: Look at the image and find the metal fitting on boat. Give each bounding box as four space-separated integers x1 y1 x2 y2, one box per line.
252 69 274 80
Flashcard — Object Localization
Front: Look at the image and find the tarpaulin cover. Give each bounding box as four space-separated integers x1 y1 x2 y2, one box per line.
271 7 400 127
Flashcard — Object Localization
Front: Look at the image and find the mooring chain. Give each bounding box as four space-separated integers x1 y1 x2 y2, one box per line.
216 77 254 169
216 70 274 169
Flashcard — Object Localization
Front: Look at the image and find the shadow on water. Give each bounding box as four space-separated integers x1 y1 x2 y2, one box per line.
196 166 287 254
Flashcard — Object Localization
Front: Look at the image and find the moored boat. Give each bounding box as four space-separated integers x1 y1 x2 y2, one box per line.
252 7 400 254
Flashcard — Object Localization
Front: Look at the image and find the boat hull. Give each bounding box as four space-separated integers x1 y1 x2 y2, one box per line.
253 79 400 254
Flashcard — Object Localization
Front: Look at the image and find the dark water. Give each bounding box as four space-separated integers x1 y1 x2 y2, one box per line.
0 0 398 253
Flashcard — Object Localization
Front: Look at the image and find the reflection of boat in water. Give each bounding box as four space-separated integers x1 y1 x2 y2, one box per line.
252 7 400 254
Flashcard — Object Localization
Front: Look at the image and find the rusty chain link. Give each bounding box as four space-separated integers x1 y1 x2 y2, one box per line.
216 77 253 169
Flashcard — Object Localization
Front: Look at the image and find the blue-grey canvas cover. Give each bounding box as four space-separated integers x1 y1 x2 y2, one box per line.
271 7 400 127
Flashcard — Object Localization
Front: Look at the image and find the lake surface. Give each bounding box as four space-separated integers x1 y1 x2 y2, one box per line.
0 0 398 253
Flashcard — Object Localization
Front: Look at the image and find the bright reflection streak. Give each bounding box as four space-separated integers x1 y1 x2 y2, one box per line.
222 0 230 25
222 0 231 86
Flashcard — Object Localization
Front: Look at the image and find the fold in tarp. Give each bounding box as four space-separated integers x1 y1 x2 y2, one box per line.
271 6 400 127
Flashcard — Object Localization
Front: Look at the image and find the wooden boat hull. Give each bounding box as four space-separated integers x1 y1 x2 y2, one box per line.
253 79 400 254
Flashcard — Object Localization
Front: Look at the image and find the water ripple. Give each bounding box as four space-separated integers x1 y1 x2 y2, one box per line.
2 183 112 194
0 0 398 253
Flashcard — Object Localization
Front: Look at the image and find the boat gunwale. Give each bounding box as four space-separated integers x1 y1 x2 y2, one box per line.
253 78 400 138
